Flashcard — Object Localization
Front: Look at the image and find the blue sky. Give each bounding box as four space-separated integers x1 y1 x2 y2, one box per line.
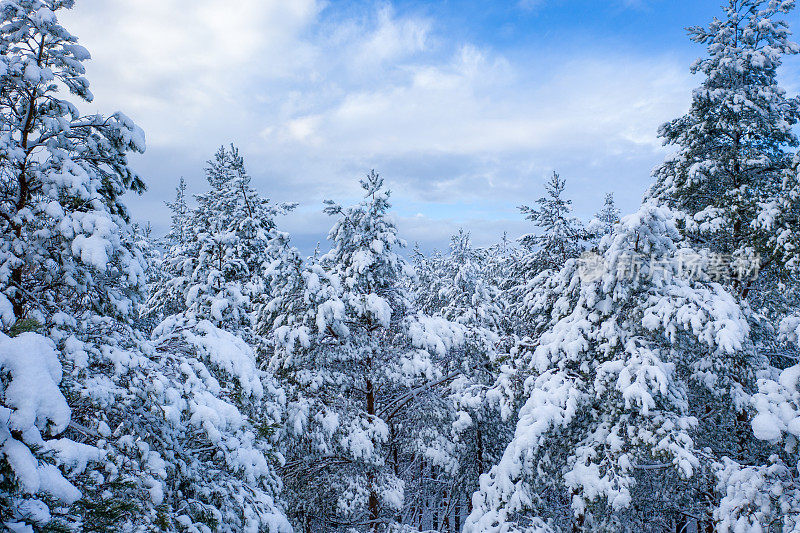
59 1 800 254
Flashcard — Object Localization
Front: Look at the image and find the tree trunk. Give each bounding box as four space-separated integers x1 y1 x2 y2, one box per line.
572 513 584 533
418 458 425 530
476 427 484 473
366 376 380 531
442 487 450 532
9 37 48 320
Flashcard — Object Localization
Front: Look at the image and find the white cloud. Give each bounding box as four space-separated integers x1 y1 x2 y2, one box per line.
61 0 322 146
352 5 429 69
58 0 693 253
260 44 691 203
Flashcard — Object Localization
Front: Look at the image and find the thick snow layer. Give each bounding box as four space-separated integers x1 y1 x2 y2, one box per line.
0 332 96 505
70 211 118 270
752 362 800 442
0 332 69 433
364 293 392 327
184 320 264 399
406 314 467 357
0 293 14 327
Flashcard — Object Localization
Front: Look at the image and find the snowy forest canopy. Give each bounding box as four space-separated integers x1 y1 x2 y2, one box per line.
2 0 800 532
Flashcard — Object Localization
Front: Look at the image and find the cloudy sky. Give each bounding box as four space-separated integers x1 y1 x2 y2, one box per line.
59 0 800 254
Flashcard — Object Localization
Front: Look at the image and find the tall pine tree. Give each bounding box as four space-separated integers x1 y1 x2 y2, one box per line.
269 172 468 532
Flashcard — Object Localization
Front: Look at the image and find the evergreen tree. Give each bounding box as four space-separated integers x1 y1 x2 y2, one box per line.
648 0 800 299
145 147 294 531
0 1 150 528
517 172 586 275
437 231 511 530
146 178 191 324
412 246 448 318
0 0 147 322
509 172 585 319
166 177 189 245
438 230 504 331
466 203 759 532
269 172 466 532
588 192 620 241
646 2 800 529
256 228 307 352
720 311 800 531
132 221 162 333
149 145 293 337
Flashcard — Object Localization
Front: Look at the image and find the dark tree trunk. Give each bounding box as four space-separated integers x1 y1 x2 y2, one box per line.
367 376 379 531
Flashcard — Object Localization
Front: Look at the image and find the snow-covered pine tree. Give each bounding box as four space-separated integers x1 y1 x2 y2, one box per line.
132 221 162 333
648 0 800 301
479 232 519 341
714 311 800 531
646 2 800 529
269 171 470 532
431 230 512 530
402 242 465 530
145 178 191 325
412 245 447 318
261 238 352 531
166 177 189 244
438 230 503 331
255 228 306 351
587 192 620 241
758 152 800 279
143 315 292 532
508 171 586 334
717 82 800 533
0 0 146 323
465 202 759 532
497 173 589 426
485 232 517 287
0 0 151 528
517 172 586 275
0 4 293 531
143 146 294 531
150 144 293 337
